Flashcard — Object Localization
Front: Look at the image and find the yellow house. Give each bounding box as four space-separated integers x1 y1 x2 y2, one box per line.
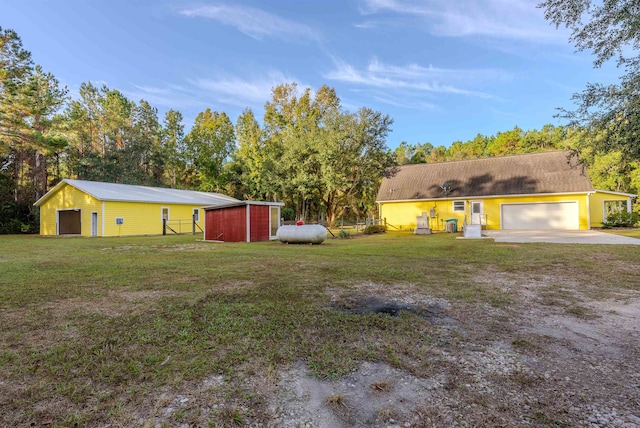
34 179 239 237
377 151 637 233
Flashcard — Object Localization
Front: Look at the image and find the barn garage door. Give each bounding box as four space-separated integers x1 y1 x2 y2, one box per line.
58 209 81 235
501 202 579 230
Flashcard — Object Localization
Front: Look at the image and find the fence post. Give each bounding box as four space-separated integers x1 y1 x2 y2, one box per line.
163 219 167 235
192 213 196 235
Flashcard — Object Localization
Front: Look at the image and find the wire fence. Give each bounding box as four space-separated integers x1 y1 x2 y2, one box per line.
163 218 202 235
282 217 384 234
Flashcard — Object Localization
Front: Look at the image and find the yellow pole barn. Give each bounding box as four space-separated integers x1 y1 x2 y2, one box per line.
34 179 239 237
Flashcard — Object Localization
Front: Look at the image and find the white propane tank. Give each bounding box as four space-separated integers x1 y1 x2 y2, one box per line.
276 224 326 244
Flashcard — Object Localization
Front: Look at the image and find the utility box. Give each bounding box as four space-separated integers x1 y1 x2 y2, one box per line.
445 218 458 233
414 214 432 235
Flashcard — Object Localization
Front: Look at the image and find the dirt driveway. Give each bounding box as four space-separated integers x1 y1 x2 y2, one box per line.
485 230 640 245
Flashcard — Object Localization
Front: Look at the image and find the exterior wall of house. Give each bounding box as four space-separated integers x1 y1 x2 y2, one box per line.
39 185 102 236
39 184 207 236
589 191 634 228
379 193 591 231
103 201 204 237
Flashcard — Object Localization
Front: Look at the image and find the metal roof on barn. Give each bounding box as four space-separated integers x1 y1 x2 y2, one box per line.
376 151 595 202
34 179 240 206
203 200 285 210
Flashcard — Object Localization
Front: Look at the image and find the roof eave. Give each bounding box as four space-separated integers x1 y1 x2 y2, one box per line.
376 190 598 204
33 179 83 206
203 200 285 210
593 189 638 198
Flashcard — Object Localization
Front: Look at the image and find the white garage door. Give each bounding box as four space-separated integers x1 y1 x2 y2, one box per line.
501 202 579 230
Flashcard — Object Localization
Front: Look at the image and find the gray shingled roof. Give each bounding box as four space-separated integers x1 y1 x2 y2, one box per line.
35 179 240 206
377 151 595 202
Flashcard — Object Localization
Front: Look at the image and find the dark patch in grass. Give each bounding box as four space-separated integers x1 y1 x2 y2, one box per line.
333 297 456 325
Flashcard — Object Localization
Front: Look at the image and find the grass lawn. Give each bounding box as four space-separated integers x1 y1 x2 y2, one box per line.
1 232 639 426
601 227 640 239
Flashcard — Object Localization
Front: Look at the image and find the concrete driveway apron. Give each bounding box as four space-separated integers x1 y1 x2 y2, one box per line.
484 230 640 245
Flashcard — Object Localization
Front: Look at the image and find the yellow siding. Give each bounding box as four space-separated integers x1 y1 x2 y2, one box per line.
379 193 591 231
103 202 204 237
39 183 206 237
589 191 633 228
39 185 102 236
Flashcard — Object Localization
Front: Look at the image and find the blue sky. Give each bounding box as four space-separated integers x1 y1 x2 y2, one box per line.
2 0 619 149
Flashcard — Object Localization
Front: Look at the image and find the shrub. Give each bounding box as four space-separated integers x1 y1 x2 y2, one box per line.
364 224 386 234
602 211 639 228
281 207 295 221
337 230 351 239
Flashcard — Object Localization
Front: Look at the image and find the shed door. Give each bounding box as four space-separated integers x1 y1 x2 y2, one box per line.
501 202 579 230
58 209 81 235
91 212 98 237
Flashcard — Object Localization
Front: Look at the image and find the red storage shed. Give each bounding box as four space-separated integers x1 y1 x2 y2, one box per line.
203 201 284 242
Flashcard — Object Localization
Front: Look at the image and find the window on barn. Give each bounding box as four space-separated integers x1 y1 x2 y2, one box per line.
193 208 200 222
270 206 280 238
161 207 170 221
452 201 465 212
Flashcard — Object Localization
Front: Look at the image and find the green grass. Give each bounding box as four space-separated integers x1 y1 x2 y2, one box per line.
1 232 639 426
602 227 640 239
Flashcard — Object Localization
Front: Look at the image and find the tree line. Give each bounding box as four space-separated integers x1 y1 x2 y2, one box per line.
0 28 396 232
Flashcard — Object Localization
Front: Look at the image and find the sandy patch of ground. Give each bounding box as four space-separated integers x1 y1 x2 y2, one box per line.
264 277 640 427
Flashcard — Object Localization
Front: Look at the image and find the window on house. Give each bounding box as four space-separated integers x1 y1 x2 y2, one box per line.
193 208 200 222
452 201 465 212
161 207 170 221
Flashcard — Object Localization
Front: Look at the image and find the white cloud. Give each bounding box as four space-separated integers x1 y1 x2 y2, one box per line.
325 57 496 99
371 93 439 111
188 70 303 108
121 72 307 116
123 84 209 110
367 57 513 83
358 0 566 44
353 20 382 29
180 4 319 41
